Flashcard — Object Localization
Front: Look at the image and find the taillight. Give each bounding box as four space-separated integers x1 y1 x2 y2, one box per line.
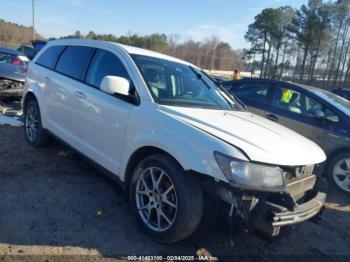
11 57 21 65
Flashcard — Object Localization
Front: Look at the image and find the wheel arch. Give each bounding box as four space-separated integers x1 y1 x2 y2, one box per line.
326 147 350 170
123 146 184 189
23 91 37 112
22 82 48 128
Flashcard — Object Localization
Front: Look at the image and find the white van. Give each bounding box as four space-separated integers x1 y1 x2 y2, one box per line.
23 39 326 243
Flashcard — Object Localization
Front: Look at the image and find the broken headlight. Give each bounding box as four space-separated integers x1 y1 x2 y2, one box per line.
214 151 286 192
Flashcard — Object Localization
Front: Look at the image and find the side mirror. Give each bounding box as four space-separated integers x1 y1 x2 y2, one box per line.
312 110 325 119
100 76 130 96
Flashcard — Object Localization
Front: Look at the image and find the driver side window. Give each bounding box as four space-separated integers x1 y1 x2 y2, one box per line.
85 49 130 88
272 86 303 114
271 86 340 122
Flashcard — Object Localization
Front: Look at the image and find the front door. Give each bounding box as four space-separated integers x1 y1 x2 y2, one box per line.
268 84 316 139
70 48 136 176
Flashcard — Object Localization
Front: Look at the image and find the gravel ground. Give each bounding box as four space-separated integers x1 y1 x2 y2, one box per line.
0 122 349 261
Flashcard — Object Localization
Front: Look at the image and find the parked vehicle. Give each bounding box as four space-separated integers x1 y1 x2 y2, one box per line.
332 87 350 101
17 45 36 60
23 39 326 243
18 40 47 60
223 78 350 194
0 47 29 99
211 75 230 84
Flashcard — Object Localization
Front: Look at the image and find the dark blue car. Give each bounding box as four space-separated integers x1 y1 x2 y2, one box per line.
223 78 350 194
333 87 350 101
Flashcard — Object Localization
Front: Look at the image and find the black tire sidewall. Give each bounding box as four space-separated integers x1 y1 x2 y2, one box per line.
129 154 203 243
24 100 46 147
327 152 350 195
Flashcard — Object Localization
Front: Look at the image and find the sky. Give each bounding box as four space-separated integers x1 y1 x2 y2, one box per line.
0 0 307 49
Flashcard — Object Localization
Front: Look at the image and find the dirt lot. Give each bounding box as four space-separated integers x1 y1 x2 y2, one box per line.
0 122 350 260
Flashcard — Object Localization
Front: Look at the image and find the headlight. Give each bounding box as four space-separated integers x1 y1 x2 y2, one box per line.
214 151 286 191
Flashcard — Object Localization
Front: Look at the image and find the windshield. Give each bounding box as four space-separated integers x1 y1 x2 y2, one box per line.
312 89 350 116
131 54 243 110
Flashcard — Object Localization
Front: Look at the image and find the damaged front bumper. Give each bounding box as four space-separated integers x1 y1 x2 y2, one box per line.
215 174 326 237
251 190 325 236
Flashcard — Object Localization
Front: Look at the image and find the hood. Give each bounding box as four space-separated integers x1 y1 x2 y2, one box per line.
160 106 326 166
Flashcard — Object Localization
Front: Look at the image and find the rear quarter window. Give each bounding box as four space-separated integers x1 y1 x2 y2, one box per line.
55 46 94 80
36 46 65 69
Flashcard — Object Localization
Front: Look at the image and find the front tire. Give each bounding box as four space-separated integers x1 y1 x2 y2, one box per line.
130 154 203 244
327 152 350 195
24 99 49 147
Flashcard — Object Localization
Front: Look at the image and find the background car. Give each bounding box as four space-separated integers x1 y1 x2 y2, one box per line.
223 78 350 194
18 40 47 60
332 87 350 101
211 75 230 84
0 47 29 99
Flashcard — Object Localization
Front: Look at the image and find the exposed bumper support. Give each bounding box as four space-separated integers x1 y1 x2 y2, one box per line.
271 191 325 226
250 190 325 236
214 179 326 237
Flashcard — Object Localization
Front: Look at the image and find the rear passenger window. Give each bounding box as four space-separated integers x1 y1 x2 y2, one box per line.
36 46 65 69
85 49 130 88
233 82 270 105
55 46 94 80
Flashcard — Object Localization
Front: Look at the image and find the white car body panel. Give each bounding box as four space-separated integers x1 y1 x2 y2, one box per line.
158 106 326 166
23 39 326 185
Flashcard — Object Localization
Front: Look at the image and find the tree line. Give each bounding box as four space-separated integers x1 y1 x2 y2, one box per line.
0 19 44 47
245 0 350 89
56 31 244 71
0 17 244 71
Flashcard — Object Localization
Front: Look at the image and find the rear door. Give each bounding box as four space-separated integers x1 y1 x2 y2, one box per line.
45 46 95 146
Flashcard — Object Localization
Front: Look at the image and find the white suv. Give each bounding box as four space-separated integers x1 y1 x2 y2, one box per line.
23 39 326 243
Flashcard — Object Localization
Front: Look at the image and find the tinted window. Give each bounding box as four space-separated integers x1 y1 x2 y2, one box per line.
271 86 340 121
272 86 304 114
55 46 94 80
312 89 350 116
0 51 18 64
36 46 65 69
85 49 130 88
222 82 238 91
233 82 270 104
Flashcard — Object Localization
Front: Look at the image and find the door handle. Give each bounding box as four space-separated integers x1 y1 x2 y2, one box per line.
266 114 279 122
44 76 51 81
74 91 86 99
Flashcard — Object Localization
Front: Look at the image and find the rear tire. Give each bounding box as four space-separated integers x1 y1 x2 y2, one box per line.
24 99 49 147
327 152 350 195
130 154 203 244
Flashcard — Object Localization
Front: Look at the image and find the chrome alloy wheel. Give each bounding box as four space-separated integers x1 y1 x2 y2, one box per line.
333 158 350 193
135 167 177 232
25 106 39 142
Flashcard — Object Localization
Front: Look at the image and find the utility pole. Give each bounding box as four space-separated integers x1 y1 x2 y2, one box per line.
32 0 36 40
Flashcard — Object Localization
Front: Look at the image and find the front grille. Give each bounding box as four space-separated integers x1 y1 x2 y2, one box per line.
282 165 316 199
283 165 314 184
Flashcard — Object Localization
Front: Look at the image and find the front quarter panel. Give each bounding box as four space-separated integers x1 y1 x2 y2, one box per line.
120 101 248 183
